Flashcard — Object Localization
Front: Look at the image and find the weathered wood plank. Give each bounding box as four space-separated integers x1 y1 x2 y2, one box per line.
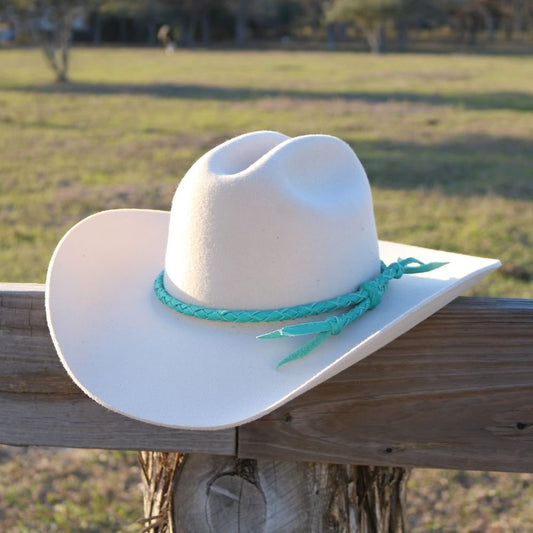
1 284 532 472
239 298 533 472
0 394 236 453
0 284 236 455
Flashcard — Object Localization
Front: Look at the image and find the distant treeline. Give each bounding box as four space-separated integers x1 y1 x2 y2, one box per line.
1 0 531 53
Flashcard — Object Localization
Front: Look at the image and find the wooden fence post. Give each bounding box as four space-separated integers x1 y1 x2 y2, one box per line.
139 453 409 533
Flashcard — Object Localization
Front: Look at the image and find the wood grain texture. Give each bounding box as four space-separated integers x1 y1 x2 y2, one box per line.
138 451 185 532
0 284 236 455
173 455 407 532
1 285 532 472
239 298 533 472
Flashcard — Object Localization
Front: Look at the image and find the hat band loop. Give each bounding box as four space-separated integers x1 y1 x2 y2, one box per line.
154 258 447 369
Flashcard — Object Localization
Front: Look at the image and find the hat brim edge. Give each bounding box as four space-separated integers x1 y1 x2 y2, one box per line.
45 209 501 430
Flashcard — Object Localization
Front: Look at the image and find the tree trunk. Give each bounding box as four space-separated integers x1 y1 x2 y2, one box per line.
119 16 128 43
93 9 102 45
365 25 386 54
37 23 71 82
201 9 210 46
512 3 524 42
139 452 409 532
59 24 70 82
148 21 158 47
185 13 198 47
478 5 495 43
395 18 408 52
28 8 73 83
326 23 336 50
466 16 477 46
147 0 157 46
235 0 247 47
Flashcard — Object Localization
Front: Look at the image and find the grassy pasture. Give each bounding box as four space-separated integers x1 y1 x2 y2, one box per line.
1 47 532 295
0 47 532 530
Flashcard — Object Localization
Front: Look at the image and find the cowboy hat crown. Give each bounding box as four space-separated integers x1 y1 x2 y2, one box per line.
164 131 380 309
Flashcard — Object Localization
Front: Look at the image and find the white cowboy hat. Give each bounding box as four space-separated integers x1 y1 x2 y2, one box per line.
45 131 500 430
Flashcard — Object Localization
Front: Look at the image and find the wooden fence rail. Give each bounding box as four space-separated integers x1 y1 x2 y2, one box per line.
1 283 532 473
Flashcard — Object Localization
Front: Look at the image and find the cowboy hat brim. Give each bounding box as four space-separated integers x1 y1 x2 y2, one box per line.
45 209 500 430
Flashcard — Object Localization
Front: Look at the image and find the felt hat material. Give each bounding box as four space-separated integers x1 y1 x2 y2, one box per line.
46 132 500 430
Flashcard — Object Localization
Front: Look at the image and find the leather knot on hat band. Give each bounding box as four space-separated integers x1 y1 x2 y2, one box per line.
358 279 384 309
154 258 447 369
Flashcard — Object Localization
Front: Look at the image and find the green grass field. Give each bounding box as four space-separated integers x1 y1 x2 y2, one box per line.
1 47 532 295
1 47 532 531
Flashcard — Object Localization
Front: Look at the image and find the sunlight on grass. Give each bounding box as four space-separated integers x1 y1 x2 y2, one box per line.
1 47 531 295
0 447 140 532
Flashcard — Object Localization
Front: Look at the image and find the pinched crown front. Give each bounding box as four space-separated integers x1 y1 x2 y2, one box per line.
163 131 380 310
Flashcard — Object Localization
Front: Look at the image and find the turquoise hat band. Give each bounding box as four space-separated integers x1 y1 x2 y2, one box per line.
154 258 447 368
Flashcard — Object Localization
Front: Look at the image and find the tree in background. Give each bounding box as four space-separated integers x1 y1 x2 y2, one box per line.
275 0 304 37
1 0 157 81
233 0 247 46
392 0 445 50
299 0 329 33
227 0 278 47
0 0 94 82
442 0 495 44
1 0 530 59
482 0 531 42
97 0 151 44
326 0 404 53
437 0 532 44
155 0 225 47
36 0 80 81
